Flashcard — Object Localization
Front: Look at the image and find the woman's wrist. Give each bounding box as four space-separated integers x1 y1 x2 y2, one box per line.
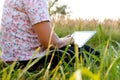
58 37 72 48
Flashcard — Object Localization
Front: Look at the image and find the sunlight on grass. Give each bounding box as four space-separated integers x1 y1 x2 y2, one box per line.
70 69 82 80
82 67 100 80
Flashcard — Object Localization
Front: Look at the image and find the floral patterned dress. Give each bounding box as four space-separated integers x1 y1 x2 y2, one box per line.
0 0 50 61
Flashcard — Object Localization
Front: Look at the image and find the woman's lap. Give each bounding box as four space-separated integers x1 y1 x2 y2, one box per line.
4 45 100 71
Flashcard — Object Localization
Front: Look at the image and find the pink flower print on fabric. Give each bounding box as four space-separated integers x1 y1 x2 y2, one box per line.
0 0 50 61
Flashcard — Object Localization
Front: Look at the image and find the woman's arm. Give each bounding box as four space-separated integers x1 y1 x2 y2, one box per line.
33 21 72 49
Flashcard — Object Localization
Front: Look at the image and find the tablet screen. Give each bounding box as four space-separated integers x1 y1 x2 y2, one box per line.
71 31 96 47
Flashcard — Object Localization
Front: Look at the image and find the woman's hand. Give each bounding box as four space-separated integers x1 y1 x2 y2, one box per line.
58 35 74 48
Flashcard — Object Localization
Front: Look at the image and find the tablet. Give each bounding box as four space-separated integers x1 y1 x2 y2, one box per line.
71 31 96 47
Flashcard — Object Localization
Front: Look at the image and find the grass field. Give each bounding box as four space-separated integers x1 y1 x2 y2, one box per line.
0 18 120 80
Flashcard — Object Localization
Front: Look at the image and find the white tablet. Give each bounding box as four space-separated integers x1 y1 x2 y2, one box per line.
71 31 96 47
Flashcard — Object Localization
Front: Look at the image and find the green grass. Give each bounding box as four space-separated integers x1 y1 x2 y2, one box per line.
0 20 120 80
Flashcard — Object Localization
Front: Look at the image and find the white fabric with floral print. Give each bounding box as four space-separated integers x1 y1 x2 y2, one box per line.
0 0 50 61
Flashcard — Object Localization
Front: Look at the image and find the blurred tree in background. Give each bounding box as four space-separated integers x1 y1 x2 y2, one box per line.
48 0 69 16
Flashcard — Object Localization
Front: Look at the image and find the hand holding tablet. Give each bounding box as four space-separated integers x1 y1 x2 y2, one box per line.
71 31 96 47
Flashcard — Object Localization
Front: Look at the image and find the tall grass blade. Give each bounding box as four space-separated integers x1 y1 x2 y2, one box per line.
98 24 105 42
104 56 120 79
2 67 8 80
60 66 66 80
6 62 17 80
74 44 79 69
99 40 109 74
43 52 55 80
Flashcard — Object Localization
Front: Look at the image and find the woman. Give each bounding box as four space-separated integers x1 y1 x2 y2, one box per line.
0 0 99 70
